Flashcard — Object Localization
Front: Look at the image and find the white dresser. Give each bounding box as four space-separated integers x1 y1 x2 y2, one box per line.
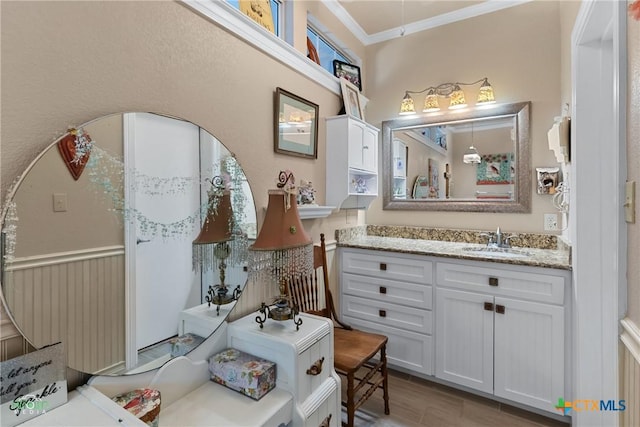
228 312 341 427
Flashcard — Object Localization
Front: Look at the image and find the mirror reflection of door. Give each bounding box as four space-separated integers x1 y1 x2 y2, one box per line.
123 113 201 369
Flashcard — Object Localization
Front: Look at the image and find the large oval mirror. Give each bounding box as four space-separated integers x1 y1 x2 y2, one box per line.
0 112 256 375
382 101 531 212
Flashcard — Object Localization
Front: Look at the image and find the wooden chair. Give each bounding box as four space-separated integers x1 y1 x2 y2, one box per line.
288 233 390 427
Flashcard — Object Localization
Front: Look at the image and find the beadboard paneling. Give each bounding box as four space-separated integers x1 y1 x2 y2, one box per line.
2 247 125 374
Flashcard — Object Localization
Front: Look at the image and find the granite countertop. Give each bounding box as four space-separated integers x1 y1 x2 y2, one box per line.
336 226 571 270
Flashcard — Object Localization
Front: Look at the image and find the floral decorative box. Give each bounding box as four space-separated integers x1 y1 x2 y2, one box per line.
208 348 277 400
112 388 161 427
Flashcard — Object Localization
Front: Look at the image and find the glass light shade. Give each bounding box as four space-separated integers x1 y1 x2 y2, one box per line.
449 85 467 109
477 79 496 105
463 146 482 164
399 93 416 115
422 90 440 112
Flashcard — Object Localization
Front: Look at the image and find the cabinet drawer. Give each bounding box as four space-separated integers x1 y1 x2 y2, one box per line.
342 295 432 334
343 316 433 375
342 272 432 310
436 261 566 304
303 378 339 427
297 332 332 404
341 249 432 284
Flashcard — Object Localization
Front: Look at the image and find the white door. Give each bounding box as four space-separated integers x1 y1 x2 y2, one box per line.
493 297 564 412
435 288 493 393
124 113 201 356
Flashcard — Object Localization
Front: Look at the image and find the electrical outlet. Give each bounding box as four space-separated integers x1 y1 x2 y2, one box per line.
53 193 67 212
544 213 558 231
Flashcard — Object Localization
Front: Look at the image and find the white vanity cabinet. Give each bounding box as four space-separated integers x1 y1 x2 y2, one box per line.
227 312 340 427
435 260 569 413
339 248 434 375
326 116 379 209
337 246 571 416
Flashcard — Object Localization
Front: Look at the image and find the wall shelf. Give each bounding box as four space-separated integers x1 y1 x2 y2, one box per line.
297 205 335 219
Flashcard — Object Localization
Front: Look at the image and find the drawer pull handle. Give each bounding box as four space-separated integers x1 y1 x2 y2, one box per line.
484 302 494 311
489 277 499 287
319 414 332 427
379 286 387 294
380 263 387 271
306 357 325 376
379 309 386 317
496 304 506 314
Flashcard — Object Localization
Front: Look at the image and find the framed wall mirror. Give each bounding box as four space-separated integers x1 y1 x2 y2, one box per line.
0 112 257 376
382 101 531 212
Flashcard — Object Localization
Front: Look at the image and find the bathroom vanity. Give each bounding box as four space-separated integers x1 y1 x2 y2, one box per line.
337 226 571 418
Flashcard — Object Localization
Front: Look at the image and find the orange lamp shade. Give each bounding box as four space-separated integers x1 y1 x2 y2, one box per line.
193 191 234 245
251 190 311 251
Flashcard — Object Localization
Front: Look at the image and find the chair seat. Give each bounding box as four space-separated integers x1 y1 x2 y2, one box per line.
333 327 388 372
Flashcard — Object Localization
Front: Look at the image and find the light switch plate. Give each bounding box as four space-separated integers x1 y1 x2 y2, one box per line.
53 193 67 212
625 181 635 223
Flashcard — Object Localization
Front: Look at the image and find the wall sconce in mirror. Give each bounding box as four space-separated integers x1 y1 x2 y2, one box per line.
193 176 247 315
249 171 313 331
399 77 496 115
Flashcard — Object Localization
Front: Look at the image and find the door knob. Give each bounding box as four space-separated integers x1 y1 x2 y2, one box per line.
136 238 151 245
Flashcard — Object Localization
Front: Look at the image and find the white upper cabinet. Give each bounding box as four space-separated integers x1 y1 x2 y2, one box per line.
326 115 379 210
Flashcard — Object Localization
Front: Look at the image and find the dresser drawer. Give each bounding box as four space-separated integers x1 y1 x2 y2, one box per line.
302 378 339 427
343 316 433 375
436 261 566 304
341 249 432 284
342 294 432 334
342 272 432 310
296 330 332 404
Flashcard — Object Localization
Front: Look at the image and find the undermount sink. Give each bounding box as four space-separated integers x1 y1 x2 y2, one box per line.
462 246 532 258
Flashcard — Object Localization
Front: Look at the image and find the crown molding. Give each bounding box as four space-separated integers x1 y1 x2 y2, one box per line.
325 0 534 46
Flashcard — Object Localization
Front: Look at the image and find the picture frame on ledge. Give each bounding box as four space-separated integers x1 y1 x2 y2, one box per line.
340 78 365 121
274 87 319 159
333 60 362 91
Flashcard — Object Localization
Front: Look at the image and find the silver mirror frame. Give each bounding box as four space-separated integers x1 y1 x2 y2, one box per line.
382 101 531 213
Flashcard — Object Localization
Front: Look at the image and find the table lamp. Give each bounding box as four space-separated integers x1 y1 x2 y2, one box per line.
248 171 313 330
192 176 245 314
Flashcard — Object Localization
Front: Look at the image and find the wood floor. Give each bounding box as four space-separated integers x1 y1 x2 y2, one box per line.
341 369 570 427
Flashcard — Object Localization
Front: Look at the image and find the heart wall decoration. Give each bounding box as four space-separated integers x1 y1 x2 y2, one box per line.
57 128 92 180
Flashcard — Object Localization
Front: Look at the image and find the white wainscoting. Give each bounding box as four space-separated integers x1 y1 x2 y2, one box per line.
620 317 640 427
3 246 125 374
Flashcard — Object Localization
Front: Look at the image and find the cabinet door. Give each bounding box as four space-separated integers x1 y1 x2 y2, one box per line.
494 297 564 412
348 121 365 170
361 125 377 172
435 288 494 394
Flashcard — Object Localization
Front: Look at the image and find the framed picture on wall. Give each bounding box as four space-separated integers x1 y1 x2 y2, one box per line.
274 87 319 159
340 78 365 120
333 60 362 91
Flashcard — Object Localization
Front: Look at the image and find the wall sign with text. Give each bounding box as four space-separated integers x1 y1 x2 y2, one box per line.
0 343 67 426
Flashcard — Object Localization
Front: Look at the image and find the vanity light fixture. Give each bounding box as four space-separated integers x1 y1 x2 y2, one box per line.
248 171 313 331
399 77 496 115
192 176 245 315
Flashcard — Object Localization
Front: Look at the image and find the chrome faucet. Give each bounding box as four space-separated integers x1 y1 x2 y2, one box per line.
480 227 518 248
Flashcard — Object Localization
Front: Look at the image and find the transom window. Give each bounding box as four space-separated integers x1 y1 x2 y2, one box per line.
306 26 350 74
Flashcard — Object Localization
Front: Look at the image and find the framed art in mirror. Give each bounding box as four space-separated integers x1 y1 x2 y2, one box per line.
274 87 318 159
